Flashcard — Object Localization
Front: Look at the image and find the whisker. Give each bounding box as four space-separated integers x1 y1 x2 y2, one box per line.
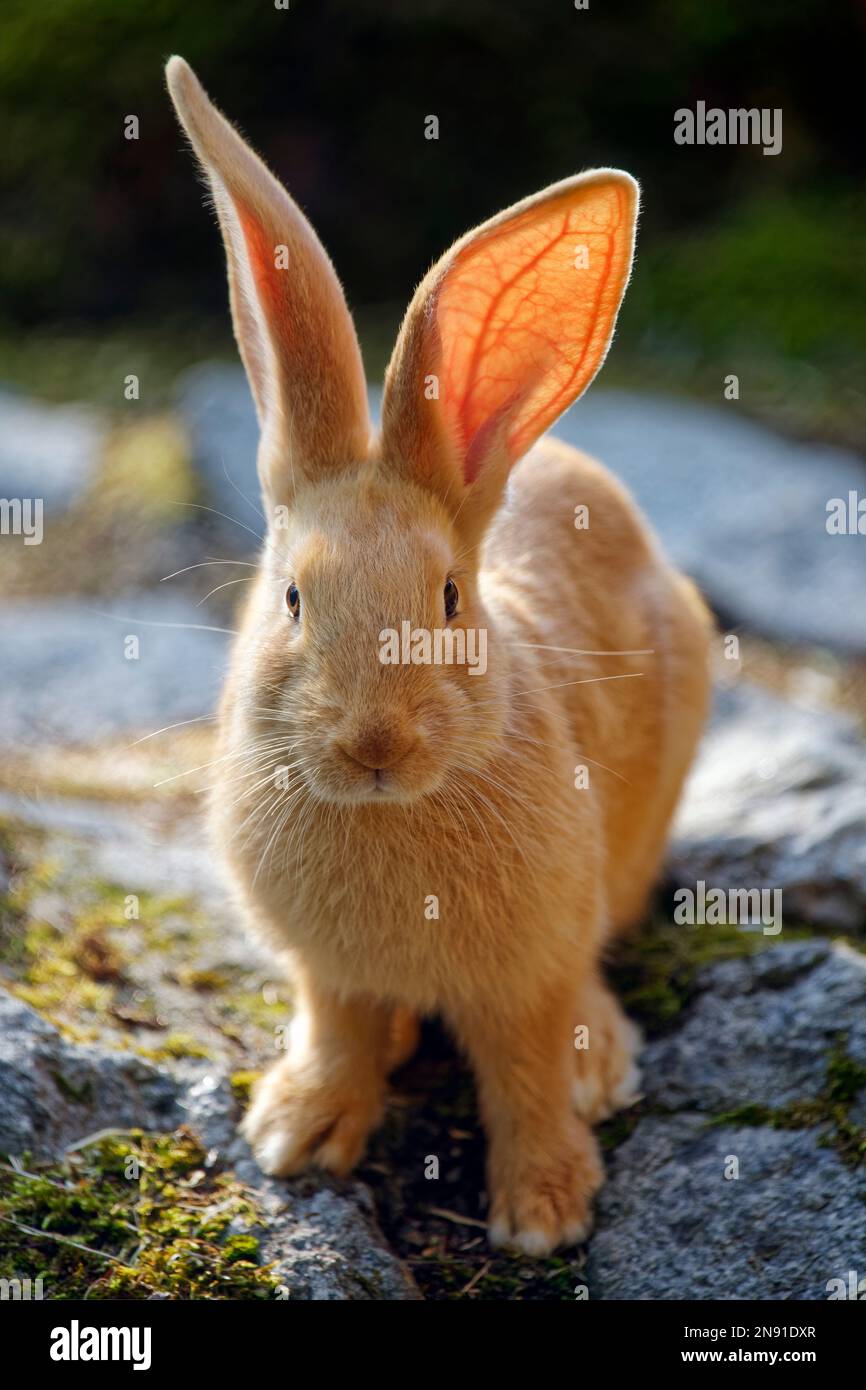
196 577 255 606
152 739 286 788
126 714 216 748
221 456 266 523
91 608 238 637
507 731 630 785
160 559 259 582
172 500 267 547
514 672 645 698
513 643 655 657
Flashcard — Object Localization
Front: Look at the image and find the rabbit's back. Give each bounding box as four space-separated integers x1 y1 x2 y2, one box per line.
484 434 712 932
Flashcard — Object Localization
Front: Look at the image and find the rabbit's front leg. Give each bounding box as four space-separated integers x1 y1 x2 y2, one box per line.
451 986 604 1255
242 965 415 1178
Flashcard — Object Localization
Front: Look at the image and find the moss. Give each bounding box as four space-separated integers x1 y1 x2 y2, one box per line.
710 1100 826 1130
0 1127 280 1300
0 848 225 1058
0 816 17 862
230 1070 260 1103
50 1070 95 1106
608 907 822 1038
831 1115 866 1170
598 1106 642 1153
176 967 231 993
0 835 61 960
402 1249 584 1302
222 1234 260 1264
707 1037 866 1169
94 416 197 525
138 1033 213 1062
1 828 293 1068
218 986 289 1034
607 914 775 1037
3 877 163 1029
825 1049 866 1105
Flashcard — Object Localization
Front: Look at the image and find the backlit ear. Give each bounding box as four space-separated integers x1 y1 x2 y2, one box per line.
380 171 638 537
165 57 370 507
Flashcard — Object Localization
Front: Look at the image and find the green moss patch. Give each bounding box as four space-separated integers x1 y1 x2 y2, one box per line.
0 1127 280 1300
606 913 780 1037
2 858 198 1042
0 820 290 1065
708 1038 866 1169
229 1071 261 1104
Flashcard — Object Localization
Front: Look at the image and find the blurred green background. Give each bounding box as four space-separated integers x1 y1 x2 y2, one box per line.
1 0 863 447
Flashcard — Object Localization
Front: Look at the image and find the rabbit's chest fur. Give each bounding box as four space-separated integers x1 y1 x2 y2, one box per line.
221 718 605 1014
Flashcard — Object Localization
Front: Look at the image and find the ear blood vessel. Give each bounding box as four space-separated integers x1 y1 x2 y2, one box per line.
166 56 712 1256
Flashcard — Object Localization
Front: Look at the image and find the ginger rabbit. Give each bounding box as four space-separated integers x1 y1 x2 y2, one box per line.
166 56 711 1254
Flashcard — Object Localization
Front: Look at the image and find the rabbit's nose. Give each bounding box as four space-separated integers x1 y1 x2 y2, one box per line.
338 725 416 772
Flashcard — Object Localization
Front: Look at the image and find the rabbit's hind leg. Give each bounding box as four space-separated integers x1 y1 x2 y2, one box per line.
572 976 643 1123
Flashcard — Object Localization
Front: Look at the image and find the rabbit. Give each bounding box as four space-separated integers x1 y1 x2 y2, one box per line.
166 55 711 1255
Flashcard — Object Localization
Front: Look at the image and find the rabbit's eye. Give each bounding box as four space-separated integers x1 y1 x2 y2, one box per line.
444 578 459 619
286 582 301 620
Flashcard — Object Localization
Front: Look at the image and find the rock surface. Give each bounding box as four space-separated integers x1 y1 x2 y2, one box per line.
556 389 866 653
175 364 263 537
588 939 866 1300
6 932 862 1300
589 1117 865 1301
1 664 865 1298
0 593 229 747
241 1176 421 1301
643 940 866 1113
0 388 104 508
0 989 180 1158
671 682 866 931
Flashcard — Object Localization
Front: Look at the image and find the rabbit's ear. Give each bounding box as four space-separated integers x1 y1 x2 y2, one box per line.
380 171 638 537
165 57 369 505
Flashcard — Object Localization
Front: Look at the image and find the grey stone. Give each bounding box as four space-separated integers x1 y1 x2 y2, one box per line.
0 388 104 508
589 940 866 1299
849 1091 866 1131
175 1066 420 1298
670 682 866 930
642 940 866 1113
589 1117 866 1300
177 1069 242 1154
0 791 232 913
175 364 264 538
240 1174 421 1301
0 989 181 1159
556 389 866 653
0 593 229 747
